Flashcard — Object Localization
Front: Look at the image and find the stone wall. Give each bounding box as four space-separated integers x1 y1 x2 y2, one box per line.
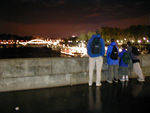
0 55 150 92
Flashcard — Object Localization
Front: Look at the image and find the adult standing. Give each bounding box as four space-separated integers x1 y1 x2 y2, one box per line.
106 39 119 83
127 41 145 82
87 31 105 87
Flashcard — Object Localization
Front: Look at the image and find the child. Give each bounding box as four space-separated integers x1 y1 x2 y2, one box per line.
106 39 119 83
119 44 130 82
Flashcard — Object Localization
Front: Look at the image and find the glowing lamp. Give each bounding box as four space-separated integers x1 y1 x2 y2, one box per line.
138 40 142 43
143 37 146 40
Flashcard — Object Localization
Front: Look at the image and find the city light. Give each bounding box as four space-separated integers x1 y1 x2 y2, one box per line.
0 36 150 57
107 40 110 43
72 35 76 38
138 40 142 43
131 40 135 43
143 37 147 40
119 48 122 52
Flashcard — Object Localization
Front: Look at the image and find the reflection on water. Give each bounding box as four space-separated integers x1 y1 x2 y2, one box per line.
88 87 102 112
121 81 128 88
132 83 143 97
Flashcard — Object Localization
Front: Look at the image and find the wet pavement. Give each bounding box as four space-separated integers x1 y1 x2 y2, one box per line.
0 77 150 113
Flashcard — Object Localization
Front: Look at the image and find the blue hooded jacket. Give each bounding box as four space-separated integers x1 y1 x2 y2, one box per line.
87 34 105 57
106 42 119 65
119 49 128 67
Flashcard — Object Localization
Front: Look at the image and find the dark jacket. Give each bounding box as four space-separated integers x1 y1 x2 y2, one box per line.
127 46 140 63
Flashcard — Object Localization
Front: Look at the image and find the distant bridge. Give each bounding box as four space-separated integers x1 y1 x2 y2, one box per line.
19 39 52 46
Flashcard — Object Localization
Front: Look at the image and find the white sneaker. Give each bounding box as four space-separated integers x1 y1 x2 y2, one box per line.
114 79 118 83
106 80 113 84
137 78 145 82
89 82 92 86
96 83 102 87
125 75 129 81
89 81 93 86
120 76 125 82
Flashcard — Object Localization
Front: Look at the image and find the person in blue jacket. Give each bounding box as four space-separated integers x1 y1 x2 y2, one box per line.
87 30 105 87
118 44 129 82
106 39 119 83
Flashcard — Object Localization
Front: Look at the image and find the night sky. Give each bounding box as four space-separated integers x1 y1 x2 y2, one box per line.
0 0 150 37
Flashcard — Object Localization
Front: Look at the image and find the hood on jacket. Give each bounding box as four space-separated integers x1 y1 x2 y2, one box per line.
110 42 117 46
92 34 101 39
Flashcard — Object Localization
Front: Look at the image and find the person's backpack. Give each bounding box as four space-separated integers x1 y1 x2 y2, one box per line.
132 46 140 56
91 37 101 54
122 52 130 64
110 45 118 60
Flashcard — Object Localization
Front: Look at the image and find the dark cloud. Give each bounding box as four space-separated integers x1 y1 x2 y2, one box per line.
0 0 150 24
0 0 150 36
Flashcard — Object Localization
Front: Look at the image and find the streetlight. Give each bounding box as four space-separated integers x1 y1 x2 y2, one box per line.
131 40 135 43
138 40 142 43
143 37 147 40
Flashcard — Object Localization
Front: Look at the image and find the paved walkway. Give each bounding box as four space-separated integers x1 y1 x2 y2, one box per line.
0 77 150 113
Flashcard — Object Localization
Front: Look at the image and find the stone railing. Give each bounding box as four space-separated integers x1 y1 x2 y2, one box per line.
0 54 150 92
